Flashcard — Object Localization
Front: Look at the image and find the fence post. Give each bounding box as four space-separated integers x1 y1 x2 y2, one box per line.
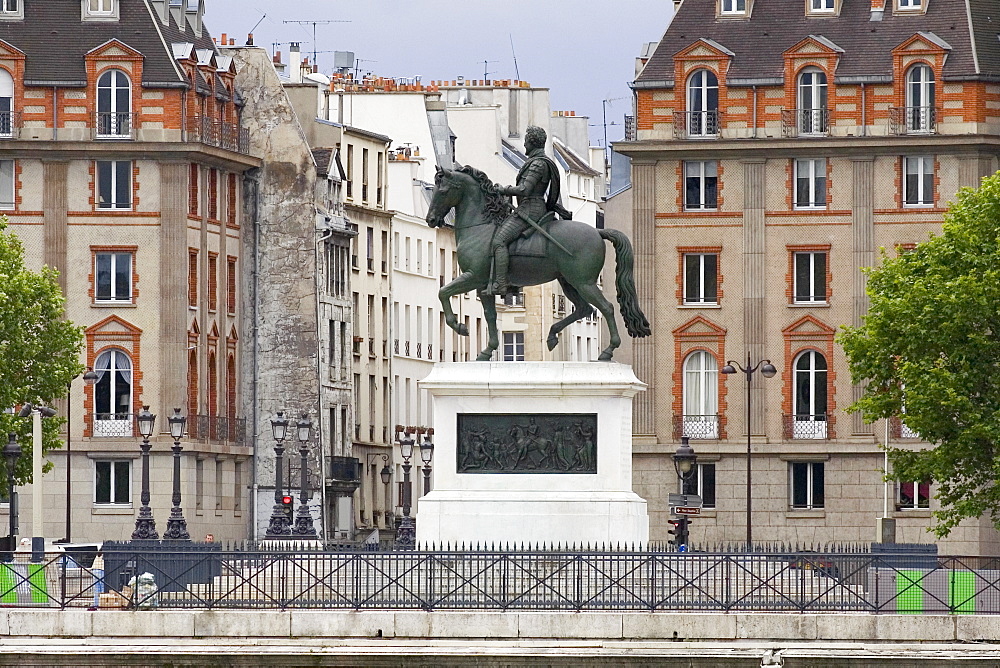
59 553 67 610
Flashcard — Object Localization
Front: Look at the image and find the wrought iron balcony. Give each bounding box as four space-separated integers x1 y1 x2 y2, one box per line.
0 111 21 140
890 416 920 440
784 414 828 440
326 455 361 496
673 110 721 139
188 415 246 445
673 415 720 440
781 108 830 137
91 413 136 438
889 106 937 135
94 112 136 140
186 114 250 154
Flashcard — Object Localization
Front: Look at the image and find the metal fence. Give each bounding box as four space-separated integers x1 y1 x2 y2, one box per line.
4 545 1000 613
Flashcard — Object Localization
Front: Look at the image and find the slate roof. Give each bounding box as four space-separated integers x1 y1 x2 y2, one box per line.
636 0 1000 87
0 0 219 87
553 139 601 177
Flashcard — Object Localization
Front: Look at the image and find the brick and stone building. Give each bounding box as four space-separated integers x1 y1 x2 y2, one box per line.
0 1 258 543
613 0 1000 552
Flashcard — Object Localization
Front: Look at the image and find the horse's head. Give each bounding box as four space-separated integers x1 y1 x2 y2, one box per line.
426 165 464 228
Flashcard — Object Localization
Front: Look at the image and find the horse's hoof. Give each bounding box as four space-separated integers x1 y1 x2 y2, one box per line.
546 335 559 351
598 351 614 361
476 351 493 361
456 324 469 336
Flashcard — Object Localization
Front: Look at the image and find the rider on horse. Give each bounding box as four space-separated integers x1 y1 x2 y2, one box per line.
489 125 572 296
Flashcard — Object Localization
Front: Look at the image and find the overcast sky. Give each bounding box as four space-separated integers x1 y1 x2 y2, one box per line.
203 0 674 147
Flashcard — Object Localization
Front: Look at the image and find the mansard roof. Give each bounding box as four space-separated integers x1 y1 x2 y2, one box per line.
636 0 1000 88
0 0 219 87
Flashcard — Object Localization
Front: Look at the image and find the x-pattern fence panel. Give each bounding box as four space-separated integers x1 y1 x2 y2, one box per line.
5 549 1000 613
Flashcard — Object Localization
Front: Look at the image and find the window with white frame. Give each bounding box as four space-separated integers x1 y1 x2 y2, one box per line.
682 463 717 508
686 69 719 137
897 0 921 9
683 253 718 304
0 159 13 209
906 64 935 132
903 156 934 206
88 0 114 14
94 460 131 505
810 0 835 11
684 160 718 210
683 351 719 439
797 67 828 135
0 0 21 19
0 68 13 138
793 251 827 303
896 481 930 510
502 332 525 361
96 69 131 137
793 350 828 438
720 0 747 14
790 461 824 509
92 349 133 434
95 251 132 303
96 160 132 209
794 159 827 209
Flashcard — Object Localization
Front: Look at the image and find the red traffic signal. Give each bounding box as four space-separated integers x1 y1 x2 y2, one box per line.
280 495 293 517
281 495 293 504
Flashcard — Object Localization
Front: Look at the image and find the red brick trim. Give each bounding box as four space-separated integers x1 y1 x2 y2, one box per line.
675 246 724 306
88 245 140 304
786 244 833 305
84 315 143 437
672 315 728 440
781 315 837 440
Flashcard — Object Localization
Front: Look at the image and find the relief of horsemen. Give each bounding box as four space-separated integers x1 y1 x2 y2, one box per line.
456 414 597 474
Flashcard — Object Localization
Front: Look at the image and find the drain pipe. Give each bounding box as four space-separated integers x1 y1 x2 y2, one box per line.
752 86 758 139
860 83 867 137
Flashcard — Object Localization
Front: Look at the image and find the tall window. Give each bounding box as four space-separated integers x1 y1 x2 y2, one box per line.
790 462 824 509
904 156 934 206
897 481 930 510
96 69 132 138
207 253 218 312
906 64 935 132
345 144 354 199
95 251 132 303
0 159 13 209
794 158 827 209
94 460 130 505
720 0 746 14
92 348 133 437
793 350 828 438
684 160 718 210
188 163 199 216
683 351 719 439
96 160 132 209
684 253 718 304
793 251 827 303
227 257 237 315
188 249 198 306
797 67 828 135
686 70 719 137
682 463 716 508
502 332 525 361
208 169 218 219
0 68 13 138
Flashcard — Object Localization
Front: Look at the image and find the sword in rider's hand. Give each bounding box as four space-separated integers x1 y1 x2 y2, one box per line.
514 209 575 257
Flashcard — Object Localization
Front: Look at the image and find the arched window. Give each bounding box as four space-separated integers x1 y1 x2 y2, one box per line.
797 67 828 135
207 352 217 418
683 350 719 439
227 354 236 420
793 350 827 439
906 63 935 132
0 68 13 138
97 69 132 138
187 348 198 418
93 348 133 437
686 69 719 137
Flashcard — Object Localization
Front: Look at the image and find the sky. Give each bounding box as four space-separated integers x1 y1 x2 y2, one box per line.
203 0 674 148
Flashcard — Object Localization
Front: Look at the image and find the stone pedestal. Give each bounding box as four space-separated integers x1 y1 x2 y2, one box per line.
416 362 649 547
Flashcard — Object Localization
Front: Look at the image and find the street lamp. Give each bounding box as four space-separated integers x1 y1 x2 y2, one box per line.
131 406 158 541
721 354 777 549
3 433 21 561
367 453 393 528
292 413 317 538
63 368 98 543
395 425 416 549
163 409 190 540
17 403 58 561
670 436 698 550
265 411 292 538
419 428 435 496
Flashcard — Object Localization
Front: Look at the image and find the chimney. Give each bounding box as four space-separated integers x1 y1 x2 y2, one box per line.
273 51 286 76
185 0 204 38
870 0 886 8
246 33 254 46
289 42 302 82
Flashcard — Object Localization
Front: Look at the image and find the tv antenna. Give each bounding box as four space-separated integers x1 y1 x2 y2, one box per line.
602 97 626 170
283 20 351 68
481 59 499 80
509 34 520 80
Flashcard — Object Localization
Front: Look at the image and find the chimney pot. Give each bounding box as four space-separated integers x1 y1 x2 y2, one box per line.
246 33 254 46
221 32 227 44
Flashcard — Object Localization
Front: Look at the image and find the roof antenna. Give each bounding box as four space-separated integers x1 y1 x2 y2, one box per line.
248 14 266 43
509 34 520 80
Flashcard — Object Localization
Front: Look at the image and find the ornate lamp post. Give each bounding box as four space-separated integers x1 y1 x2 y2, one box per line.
292 413 317 538
265 411 292 538
721 354 777 549
63 368 98 543
131 406 159 541
395 425 416 550
419 428 435 496
671 436 698 550
3 433 21 560
163 409 191 540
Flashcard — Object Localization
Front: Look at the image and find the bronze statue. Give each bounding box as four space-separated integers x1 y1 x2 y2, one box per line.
489 126 572 296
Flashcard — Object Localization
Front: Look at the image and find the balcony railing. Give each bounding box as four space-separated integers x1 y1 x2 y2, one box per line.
94 111 136 140
889 106 937 135
187 114 250 154
781 108 830 137
673 110 721 139
784 414 828 440
0 111 21 139
91 413 136 438
890 416 920 440
188 415 246 445
673 415 720 440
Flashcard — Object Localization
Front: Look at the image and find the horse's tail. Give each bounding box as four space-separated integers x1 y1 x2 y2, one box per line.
599 229 651 338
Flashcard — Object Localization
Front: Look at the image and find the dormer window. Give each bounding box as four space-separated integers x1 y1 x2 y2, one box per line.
896 0 924 11
83 0 118 21
89 0 113 13
720 0 747 16
0 0 22 20
809 0 835 13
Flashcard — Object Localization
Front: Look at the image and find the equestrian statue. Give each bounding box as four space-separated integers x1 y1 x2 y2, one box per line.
425 125 650 362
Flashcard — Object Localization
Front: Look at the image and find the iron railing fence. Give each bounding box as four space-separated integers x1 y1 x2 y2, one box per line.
673 110 721 139
186 114 250 154
889 106 938 135
781 108 831 137
5 546 1000 613
188 415 246 445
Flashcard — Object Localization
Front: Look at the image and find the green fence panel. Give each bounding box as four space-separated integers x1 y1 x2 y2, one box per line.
0 564 18 604
896 569 924 614
950 571 976 614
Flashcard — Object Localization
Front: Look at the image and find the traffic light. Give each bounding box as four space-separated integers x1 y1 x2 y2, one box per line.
667 517 691 550
280 495 294 519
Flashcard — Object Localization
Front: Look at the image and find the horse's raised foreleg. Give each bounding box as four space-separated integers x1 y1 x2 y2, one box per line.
439 271 485 336
574 282 621 361
476 290 500 361
546 278 595 352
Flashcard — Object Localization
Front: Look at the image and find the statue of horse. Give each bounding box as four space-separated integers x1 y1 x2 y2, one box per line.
425 164 650 361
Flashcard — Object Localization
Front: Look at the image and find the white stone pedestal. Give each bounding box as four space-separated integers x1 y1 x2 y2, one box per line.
416 362 649 547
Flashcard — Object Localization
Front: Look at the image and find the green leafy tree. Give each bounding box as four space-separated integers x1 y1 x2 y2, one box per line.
839 172 1000 536
0 220 83 485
